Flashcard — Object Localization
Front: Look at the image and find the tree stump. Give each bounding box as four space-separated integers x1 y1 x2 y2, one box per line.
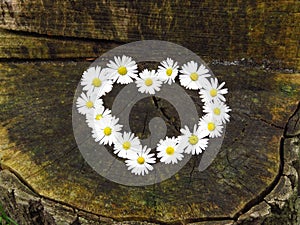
0 0 300 224
0 61 299 224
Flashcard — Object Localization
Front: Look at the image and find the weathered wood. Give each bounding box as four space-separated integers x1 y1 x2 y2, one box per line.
0 0 299 69
0 29 119 59
285 102 300 137
0 169 153 225
0 61 299 224
0 136 299 224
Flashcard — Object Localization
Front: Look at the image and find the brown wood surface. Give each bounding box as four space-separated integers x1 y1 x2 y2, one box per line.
0 61 299 224
0 0 299 69
0 0 300 224
0 29 119 59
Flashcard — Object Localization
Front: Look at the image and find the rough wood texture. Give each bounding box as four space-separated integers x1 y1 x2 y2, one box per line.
0 0 300 223
0 61 299 224
0 29 119 59
0 0 299 69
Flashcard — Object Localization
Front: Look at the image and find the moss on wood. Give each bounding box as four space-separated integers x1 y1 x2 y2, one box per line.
0 61 299 223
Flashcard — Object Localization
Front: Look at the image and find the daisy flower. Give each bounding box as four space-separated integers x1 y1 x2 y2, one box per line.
179 61 210 90
86 105 112 129
76 92 103 115
199 115 223 138
92 116 122 146
199 78 228 103
113 132 142 159
178 125 209 155
106 55 138 84
135 69 162 95
80 66 113 97
203 100 231 124
125 146 156 176
157 58 179 84
157 137 184 164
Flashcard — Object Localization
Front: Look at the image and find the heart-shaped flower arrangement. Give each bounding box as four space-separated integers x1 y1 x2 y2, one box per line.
76 56 231 176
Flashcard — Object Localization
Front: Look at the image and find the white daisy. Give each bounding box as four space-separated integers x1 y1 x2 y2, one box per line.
135 69 162 95
126 146 156 176
106 55 138 84
92 116 122 146
199 115 223 138
86 105 112 129
80 66 113 97
76 92 103 115
157 58 179 84
203 100 231 124
178 125 209 155
179 61 210 90
199 78 228 103
113 132 142 159
157 137 184 164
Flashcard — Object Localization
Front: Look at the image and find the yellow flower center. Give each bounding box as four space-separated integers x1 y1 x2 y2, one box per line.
166 68 173 76
103 127 112 136
122 141 131 150
189 135 199 145
92 78 102 87
144 78 153 86
213 107 221 115
210 89 218 97
118 66 127 75
208 122 215 131
86 101 93 108
137 156 145 164
95 114 103 120
166 146 175 155
190 72 199 81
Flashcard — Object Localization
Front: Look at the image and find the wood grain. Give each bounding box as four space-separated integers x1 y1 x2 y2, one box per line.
0 0 299 69
0 29 119 59
0 61 299 223
0 0 299 223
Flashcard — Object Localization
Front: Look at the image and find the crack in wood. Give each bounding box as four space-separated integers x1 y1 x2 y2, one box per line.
0 28 125 45
23 144 78 180
232 137 285 221
240 112 284 130
0 111 296 224
0 61 298 224
284 102 300 138
151 96 180 133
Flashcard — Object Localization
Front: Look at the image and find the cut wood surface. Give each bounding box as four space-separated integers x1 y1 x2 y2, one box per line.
0 0 299 223
0 0 299 69
0 61 299 224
